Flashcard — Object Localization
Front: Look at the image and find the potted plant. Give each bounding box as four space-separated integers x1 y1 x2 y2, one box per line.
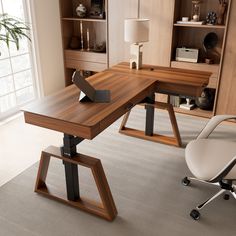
0 13 30 50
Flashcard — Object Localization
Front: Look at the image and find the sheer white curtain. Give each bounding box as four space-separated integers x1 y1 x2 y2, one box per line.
0 0 38 120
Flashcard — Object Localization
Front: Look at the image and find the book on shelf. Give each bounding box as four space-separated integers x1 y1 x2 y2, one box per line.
176 21 205 25
169 95 183 107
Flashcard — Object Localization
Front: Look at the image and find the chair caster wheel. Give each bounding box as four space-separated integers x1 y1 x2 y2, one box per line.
182 177 190 186
223 194 230 200
190 209 200 220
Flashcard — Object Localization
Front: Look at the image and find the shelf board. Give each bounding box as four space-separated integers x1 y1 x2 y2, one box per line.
173 23 225 29
62 17 106 23
174 107 213 118
65 49 107 54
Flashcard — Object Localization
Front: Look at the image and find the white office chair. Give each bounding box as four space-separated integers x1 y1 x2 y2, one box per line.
182 115 236 220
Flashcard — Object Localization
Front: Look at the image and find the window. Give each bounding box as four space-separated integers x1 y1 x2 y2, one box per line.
0 0 38 120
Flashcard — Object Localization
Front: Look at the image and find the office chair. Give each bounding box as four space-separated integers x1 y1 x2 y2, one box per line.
182 115 236 220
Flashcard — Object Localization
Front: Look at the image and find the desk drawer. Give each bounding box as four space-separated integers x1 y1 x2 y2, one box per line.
65 50 107 64
65 59 107 72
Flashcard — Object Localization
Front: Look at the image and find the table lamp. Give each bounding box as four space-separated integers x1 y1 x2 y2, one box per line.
124 18 150 70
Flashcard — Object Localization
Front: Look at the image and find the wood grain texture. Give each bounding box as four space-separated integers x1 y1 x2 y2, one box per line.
23 62 210 139
65 59 107 72
171 61 219 89
108 0 139 66
216 0 236 115
120 101 182 147
140 0 175 66
119 128 180 146
23 70 156 139
110 62 210 93
35 146 117 221
65 50 107 63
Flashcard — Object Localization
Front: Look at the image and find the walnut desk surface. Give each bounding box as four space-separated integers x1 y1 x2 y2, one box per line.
23 62 210 140
22 62 210 221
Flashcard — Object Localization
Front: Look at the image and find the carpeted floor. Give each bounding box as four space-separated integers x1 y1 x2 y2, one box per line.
1 108 236 236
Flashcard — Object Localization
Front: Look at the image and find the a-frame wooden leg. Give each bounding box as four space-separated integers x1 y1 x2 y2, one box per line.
119 110 131 132
35 152 51 190
166 103 182 147
35 146 117 221
91 161 117 220
119 102 182 147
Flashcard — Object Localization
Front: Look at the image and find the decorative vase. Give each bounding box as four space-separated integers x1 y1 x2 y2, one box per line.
195 88 215 110
191 0 202 22
76 4 87 18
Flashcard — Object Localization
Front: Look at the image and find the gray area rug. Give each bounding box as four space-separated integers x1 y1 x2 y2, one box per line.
1 108 236 236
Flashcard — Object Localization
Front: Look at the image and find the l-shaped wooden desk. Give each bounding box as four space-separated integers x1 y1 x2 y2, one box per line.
23 62 210 221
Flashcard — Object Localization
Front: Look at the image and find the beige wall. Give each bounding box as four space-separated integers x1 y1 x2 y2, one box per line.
30 0 65 96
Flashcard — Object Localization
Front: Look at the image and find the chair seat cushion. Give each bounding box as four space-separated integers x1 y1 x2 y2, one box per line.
185 139 236 181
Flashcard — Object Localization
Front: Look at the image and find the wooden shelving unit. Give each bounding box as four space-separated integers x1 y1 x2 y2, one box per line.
170 0 231 118
59 0 108 86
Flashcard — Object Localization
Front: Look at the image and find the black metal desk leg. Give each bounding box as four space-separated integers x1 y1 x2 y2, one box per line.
61 134 83 201
145 93 155 136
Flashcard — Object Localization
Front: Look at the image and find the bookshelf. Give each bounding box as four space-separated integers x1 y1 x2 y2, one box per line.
170 0 231 117
59 0 108 86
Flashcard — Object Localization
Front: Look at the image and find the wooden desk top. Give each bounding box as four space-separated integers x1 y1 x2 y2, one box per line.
23 62 210 139
24 71 156 139
109 62 211 97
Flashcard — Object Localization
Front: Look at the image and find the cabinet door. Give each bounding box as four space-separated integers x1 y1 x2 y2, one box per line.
140 0 175 66
108 0 138 67
216 1 236 115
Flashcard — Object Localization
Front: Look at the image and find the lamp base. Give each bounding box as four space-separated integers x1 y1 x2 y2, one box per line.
130 43 143 70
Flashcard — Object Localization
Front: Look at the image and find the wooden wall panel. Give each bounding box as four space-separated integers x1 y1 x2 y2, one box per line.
108 0 138 67
108 0 174 67
140 0 175 66
216 1 236 115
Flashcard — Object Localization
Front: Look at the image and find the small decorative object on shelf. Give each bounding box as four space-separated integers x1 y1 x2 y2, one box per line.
182 17 189 22
206 11 217 25
89 0 105 19
191 0 202 22
180 98 195 110
195 88 215 110
217 0 227 25
176 20 204 25
69 36 80 49
76 3 87 18
87 28 90 51
203 32 218 64
176 47 199 63
93 41 106 53
80 21 84 51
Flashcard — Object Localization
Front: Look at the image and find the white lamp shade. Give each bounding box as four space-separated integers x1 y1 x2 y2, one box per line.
124 18 150 43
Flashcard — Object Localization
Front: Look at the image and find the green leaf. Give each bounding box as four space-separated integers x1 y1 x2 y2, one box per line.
0 13 31 50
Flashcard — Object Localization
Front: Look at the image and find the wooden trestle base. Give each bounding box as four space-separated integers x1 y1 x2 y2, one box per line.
119 102 182 147
35 146 117 221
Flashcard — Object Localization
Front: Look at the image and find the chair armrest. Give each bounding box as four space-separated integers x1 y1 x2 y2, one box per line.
209 156 236 183
197 115 236 139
